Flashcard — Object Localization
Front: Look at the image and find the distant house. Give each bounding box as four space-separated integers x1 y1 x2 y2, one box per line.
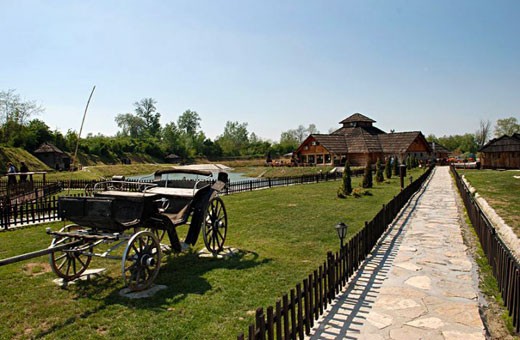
295 113 431 166
479 134 520 169
431 142 451 161
165 154 181 164
33 143 70 170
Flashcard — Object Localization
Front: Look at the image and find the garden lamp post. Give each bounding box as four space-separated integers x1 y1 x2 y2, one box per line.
335 222 348 248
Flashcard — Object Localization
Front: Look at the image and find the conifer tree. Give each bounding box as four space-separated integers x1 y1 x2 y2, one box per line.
376 158 384 183
337 160 352 197
385 157 392 179
406 156 412 170
362 160 373 188
392 156 399 176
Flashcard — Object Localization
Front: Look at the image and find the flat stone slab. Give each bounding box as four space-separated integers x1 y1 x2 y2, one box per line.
198 246 239 259
405 275 431 290
405 316 445 329
119 284 167 299
52 268 106 287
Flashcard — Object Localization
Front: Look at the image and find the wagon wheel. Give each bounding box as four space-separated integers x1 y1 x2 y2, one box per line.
145 228 167 245
49 224 92 281
122 231 161 291
84 184 93 196
202 197 228 255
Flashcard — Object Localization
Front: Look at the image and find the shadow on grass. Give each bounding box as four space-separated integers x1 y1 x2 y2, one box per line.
33 248 269 339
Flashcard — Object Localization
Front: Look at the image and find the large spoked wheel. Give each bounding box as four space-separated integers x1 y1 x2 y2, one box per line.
202 197 228 255
122 231 161 291
50 224 92 281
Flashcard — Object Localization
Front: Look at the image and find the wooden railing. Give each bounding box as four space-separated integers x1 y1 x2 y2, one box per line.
238 166 434 339
451 166 520 334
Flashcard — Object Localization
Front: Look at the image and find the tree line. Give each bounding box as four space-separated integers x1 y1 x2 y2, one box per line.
426 117 519 157
0 90 320 162
1 89 518 163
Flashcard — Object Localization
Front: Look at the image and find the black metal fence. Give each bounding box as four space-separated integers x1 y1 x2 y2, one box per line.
238 166 434 339
0 170 365 230
451 166 520 333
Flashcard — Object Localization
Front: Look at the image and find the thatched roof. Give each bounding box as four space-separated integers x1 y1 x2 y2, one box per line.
33 142 65 154
479 134 520 153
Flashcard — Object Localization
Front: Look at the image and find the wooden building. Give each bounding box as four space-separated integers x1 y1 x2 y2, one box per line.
431 142 451 162
33 143 71 170
295 113 431 166
479 134 520 169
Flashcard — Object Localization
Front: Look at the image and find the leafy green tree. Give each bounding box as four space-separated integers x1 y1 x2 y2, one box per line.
178 110 201 135
376 158 384 183
392 157 399 176
216 121 250 156
115 113 146 138
362 160 373 188
134 98 161 137
0 89 44 145
385 157 392 179
494 117 520 137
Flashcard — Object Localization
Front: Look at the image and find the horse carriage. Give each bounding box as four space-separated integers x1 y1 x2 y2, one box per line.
0 169 229 291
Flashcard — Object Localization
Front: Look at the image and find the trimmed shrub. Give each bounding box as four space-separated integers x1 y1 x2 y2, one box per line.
385 157 392 179
362 160 373 188
376 158 384 183
337 160 353 198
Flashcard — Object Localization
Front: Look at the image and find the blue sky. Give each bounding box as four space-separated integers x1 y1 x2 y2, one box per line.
1 0 519 141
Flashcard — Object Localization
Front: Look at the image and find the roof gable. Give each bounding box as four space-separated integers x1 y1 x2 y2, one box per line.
34 142 65 154
479 134 520 152
339 113 375 124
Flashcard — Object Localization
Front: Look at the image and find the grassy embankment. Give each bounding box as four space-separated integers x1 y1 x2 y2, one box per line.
0 168 424 339
459 169 520 237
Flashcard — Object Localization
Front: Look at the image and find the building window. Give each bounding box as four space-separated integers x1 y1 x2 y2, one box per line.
308 155 315 163
317 154 323 164
325 154 331 163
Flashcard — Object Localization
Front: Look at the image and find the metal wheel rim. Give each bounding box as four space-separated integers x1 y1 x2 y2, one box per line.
202 197 228 254
49 224 92 281
122 231 161 291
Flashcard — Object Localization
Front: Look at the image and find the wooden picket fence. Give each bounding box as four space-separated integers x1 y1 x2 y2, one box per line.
451 166 520 334
238 166 434 339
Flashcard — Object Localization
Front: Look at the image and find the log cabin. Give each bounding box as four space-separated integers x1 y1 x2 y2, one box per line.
295 113 431 166
479 133 520 169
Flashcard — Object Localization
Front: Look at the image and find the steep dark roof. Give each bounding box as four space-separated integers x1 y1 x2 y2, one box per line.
431 142 450 154
379 132 427 154
479 134 520 152
339 113 375 124
331 125 386 136
310 134 348 153
33 142 65 154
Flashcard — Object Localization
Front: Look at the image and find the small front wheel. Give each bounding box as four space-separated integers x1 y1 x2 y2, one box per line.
202 197 228 254
122 231 161 291
49 224 92 281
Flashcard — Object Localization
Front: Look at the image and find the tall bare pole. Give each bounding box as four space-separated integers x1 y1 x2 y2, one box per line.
68 86 96 193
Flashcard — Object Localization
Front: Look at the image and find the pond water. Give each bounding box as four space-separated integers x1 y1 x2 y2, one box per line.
128 171 255 182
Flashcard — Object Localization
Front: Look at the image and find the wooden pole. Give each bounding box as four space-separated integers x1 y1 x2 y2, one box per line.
67 86 96 194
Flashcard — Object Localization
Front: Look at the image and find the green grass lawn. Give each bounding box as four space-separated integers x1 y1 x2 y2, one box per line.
459 169 520 236
0 169 422 339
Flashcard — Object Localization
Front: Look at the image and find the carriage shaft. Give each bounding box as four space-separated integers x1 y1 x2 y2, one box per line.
0 239 83 267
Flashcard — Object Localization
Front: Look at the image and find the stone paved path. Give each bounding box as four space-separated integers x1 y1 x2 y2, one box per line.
309 166 486 339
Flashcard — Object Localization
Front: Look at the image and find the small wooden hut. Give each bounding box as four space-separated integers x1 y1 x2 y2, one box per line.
33 143 71 170
479 134 520 169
